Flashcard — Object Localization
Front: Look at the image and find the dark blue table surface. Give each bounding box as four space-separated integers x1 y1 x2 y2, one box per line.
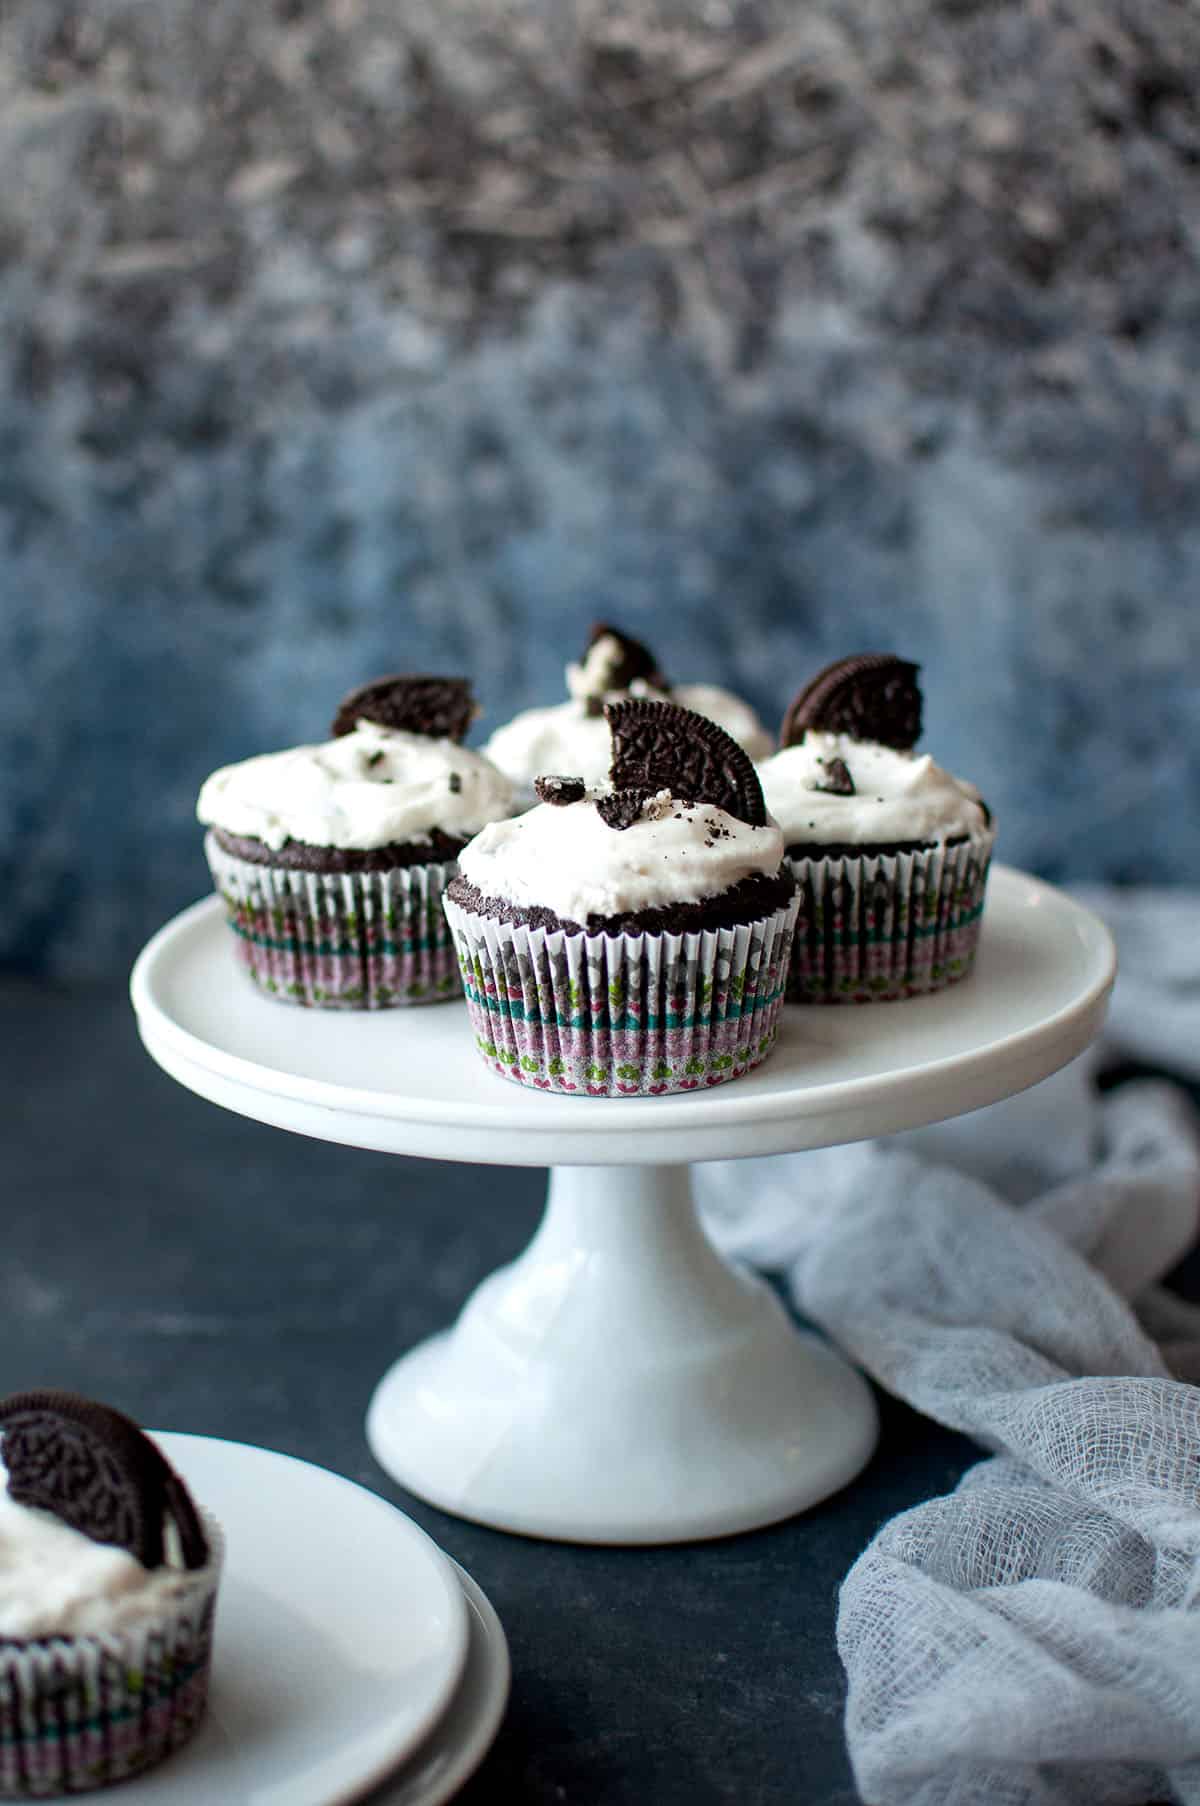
5 978 1193 1805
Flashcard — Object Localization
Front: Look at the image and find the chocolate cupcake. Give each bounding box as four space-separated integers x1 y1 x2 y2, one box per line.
198 676 514 1008
482 622 773 796
444 699 798 1096
757 655 995 1003
0 1391 222 1797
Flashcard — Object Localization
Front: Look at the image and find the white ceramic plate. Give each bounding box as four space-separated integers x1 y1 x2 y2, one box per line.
366 1564 509 1806
131 868 1116 1164
69 1433 473 1806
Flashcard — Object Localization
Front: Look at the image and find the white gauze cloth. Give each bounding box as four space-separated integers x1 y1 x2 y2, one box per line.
696 886 1200 1806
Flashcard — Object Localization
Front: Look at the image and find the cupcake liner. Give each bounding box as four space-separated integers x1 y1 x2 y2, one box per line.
205 833 461 1009
784 829 995 1004
443 892 799 1096
0 1523 223 1798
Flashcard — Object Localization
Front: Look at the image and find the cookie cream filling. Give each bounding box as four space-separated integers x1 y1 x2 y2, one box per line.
457 790 785 923
757 731 988 848
197 719 514 852
483 684 773 790
0 1471 205 1639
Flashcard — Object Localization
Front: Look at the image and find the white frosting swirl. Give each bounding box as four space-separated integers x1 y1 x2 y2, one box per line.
482 683 773 790
457 789 785 924
0 1470 211 1638
757 731 989 848
197 720 514 852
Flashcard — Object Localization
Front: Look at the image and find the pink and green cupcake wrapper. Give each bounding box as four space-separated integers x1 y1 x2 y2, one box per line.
784 830 995 1004
0 1523 223 1798
442 893 799 1097
204 833 461 1009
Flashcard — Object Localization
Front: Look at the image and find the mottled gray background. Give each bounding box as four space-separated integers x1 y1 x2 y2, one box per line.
2 0 1197 978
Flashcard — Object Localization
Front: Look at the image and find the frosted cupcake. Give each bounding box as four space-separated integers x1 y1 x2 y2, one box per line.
0 1390 222 1797
757 654 994 1003
444 698 798 1095
198 675 513 1008
482 622 773 795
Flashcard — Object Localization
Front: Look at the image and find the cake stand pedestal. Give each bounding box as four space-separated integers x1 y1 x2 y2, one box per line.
131 866 1114 1544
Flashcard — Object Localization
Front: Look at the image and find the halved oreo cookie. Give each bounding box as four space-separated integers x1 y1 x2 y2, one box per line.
604 698 768 827
780 655 922 751
0 1390 209 1571
332 675 477 742
534 775 587 807
576 623 671 716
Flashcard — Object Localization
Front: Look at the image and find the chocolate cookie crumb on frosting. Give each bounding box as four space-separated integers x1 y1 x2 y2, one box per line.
0 1390 208 1571
331 674 477 742
813 755 855 796
780 654 923 752
576 623 670 716
534 774 587 806
595 788 650 831
605 697 769 827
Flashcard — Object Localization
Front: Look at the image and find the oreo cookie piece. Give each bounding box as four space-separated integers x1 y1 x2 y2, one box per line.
576 623 671 716
0 1390 209 1571
595 788 648 832
780 655 922 751
604 698 768 827
813 756 855 796
332 675 477 742
534 775 587 807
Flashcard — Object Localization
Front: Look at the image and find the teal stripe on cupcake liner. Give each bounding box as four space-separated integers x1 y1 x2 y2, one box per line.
443 891 798 1097
785 833 994 1004
204 832 461 1008
457 979 788 1033
226 920 451 959
0 1652 210 1745
805 896 986 945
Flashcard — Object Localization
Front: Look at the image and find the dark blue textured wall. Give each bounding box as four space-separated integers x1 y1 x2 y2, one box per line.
2 0 1198 976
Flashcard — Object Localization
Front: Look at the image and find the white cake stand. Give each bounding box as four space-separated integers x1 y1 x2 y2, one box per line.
131 866 1114 1545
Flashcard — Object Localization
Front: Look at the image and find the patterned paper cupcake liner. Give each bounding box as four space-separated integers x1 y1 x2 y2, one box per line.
783 829 996 1004
442 892 799 1096
205 833 461 1008
0 1523 223 1799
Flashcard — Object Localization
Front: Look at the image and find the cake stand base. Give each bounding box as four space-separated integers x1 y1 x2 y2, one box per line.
366 1163 878 1544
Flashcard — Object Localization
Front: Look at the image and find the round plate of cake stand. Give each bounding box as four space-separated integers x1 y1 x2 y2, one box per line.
131 865 1115 1545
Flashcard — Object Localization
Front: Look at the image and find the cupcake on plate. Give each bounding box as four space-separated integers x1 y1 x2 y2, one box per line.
482 622 773 795
198 675 514 1008
0 1391 222 1797
444 698 798 1096
756 654 995 1004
